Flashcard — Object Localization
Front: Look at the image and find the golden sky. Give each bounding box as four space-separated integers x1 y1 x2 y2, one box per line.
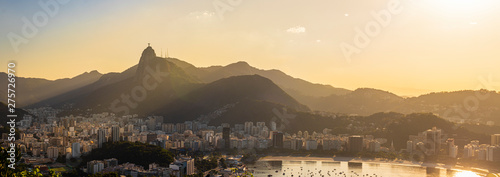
1 0 500 96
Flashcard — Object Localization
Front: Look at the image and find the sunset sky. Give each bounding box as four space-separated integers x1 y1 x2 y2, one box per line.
1 0 500 96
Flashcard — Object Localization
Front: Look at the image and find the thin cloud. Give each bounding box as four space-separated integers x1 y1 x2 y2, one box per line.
186 11 216 21
286 26 306 34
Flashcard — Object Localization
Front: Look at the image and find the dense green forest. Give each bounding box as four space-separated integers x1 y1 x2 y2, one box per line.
80 141 174 169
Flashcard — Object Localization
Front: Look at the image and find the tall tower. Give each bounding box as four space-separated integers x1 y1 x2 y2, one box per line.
72 142 81 158
223 127 230 149
97 128 106 148
112 126 120 142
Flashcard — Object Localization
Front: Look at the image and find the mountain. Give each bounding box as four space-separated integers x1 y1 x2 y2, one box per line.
165 59 352 98
401 90 500 123
0 71 102 107
304 88 404 115
31 46 308 129
155 75 309 126
160 58 500 124
358 112 488 149
34 46 199 116
305 89 500 124
28 65 140 109
18 46 500 125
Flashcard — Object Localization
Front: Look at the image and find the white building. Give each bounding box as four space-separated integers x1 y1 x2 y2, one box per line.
492 134 500 146
112 126 120 142
407 140 413 153
87 160 104 174
306 140 317 150
449 145 458 158
72 142 81 158
97 128 106 148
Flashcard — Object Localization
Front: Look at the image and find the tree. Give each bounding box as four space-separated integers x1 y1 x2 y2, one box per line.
81 141 174 169
413 154 421 162
220 158 227 169
56 155 66 163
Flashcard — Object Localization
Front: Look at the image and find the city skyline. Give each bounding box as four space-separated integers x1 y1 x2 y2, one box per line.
2 0 500 96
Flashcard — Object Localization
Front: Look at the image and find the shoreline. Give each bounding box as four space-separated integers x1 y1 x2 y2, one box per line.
259 155 422 166
256 155 492 174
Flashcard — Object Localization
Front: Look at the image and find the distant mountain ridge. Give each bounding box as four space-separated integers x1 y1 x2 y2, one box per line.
0 70 102 107
166 59 352 98
3 46 499 125
25 46 309 130
158 58 500 124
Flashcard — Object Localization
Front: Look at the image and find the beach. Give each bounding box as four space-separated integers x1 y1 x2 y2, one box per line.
259 155 423 167
254 156 493 177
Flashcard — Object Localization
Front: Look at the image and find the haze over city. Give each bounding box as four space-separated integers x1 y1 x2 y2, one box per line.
2 0 500 96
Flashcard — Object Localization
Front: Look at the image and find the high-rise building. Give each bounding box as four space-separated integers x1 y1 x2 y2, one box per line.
49 137 63 146
272 132 284 148
407 140 413 153
303 131 310 139
112 126 120 142
97 128 106 148
290 139 299 150
126 124 134 132
492 134 500 146
348 136 364 153
487 146 496 162
256 122 265 128
493 146 500 162
270 121 277 131
47 146 59 159
162 123 175 133
171 157 195 176
446 138 458 158
147 133 157 143
147 118 156 131
423 127 442 155
306 139 318 150
449 145 458 158
223 127 230 149
87 160 104 174
72 142 81 158
244 122 253 134
140 125 148 132
463 144 474 158
184 158 195 175
104 158 118 168
369 140 381 152
185 121 193 131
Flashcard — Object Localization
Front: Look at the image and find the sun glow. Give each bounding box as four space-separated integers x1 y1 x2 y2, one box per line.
430 0 490 14
454 171 481 177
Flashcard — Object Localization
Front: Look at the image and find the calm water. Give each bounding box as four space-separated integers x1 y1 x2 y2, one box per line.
248 160 483 177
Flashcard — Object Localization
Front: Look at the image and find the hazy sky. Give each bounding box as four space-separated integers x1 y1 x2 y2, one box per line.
1 0 500 96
